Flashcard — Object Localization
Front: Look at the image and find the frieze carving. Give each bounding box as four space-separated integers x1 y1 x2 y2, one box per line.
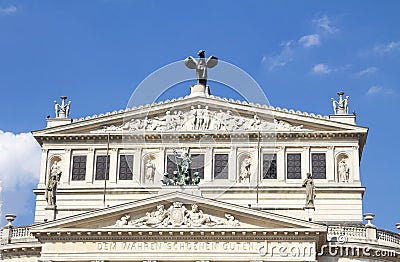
112 202 240 228
97 107 305 133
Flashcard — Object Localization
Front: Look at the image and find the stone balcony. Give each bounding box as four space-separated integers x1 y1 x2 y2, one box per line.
327 225 400 250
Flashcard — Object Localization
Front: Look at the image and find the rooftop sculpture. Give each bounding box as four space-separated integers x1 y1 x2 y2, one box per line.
184 50 218 86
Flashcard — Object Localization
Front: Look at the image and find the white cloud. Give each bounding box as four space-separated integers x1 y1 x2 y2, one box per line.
357 67 378 76
262 40 294 70
373 41 400 55
312 63 331 74
367 85 395 95
298 34 320 47
0 5 17 15
313 15 338 34
0 131 41 191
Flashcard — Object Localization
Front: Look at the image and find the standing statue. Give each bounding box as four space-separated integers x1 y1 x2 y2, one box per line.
303 173 315 207
161 150 200 186
338 159 350 183
45 161 62 208
145 159 155 183
239 157 252 183
184 50 218 86
331 91 349 115
54 96 72 118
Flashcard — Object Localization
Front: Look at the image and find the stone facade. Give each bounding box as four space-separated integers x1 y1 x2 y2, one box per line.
1 87 399 261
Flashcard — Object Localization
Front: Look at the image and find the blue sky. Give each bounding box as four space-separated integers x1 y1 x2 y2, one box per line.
0 1 399 231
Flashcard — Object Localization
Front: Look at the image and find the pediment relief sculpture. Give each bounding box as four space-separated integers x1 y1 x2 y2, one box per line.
111 202 240 228
97 106 305 133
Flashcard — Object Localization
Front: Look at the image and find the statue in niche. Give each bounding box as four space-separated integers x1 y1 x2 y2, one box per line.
145 159 155 183
184 50 218 86
45 161 62 208
239 157 252 183
338 158 350 183
331 91 349 115
303 173 315 208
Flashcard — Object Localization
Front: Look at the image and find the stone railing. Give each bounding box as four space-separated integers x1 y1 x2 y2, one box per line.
327 225 400 249
327 225 367 242
0 226 36 245
377 229 400 248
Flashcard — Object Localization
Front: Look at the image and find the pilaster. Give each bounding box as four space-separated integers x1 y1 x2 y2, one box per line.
352 145 360 182
204 147 213 182
39 148 49 186
276 146 285 181
86 148 95 184
302 146 310 179
326 146 335 182
134 148 142 183
109 148 118 184
229 146 237 182
60 148 71 185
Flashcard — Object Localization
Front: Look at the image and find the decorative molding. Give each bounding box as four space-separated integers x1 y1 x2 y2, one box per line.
96 107 306 133
111 202 240 228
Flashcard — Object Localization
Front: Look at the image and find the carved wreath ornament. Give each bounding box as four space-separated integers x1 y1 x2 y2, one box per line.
113 202 240 228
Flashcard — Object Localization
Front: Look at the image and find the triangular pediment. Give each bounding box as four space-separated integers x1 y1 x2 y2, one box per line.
30 192 326 232
32 96 368 137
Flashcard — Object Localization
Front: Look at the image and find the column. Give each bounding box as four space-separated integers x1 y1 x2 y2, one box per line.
326 146 335 181
60 148 71 185
302 146 310 179
86 148 95 184
276 146 285 181
228 146 237 182
108 148 118 184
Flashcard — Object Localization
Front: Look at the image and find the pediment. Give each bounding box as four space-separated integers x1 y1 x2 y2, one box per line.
32 96 368 137
30 191 326 232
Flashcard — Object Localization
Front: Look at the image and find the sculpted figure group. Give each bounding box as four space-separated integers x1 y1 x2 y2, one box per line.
114 202 240 228
101 106 304 133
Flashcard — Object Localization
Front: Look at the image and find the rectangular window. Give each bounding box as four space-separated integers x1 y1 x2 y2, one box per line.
287 153 301 179
119 155 134 180
263 153 277 179
190 154 205 179
95 155 110 180
71 155 87 181
166 154 176 179
312 153 326 179
214 154 229 179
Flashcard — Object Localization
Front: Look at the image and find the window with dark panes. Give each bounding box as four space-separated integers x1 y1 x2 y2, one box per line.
311 153 326 179
287 153 301 179
263 153 277 179
214 154 229 179
119 155 134 180
166 154 176 179
190 154 205 179
71 155 87 181
95 155 110 180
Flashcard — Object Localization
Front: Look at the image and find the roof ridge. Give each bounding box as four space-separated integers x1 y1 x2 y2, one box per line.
71 95 329 123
